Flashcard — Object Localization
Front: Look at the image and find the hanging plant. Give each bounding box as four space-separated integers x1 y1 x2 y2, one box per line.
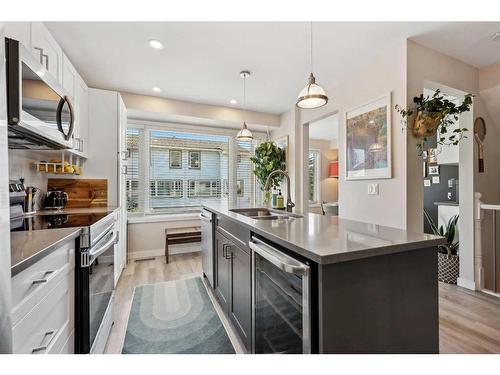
250 141 286 202
395 89 473 154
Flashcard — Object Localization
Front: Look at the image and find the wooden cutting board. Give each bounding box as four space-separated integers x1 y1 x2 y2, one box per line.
47 179 108 208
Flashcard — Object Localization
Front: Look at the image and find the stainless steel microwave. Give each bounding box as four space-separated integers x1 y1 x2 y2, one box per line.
5 38 75 150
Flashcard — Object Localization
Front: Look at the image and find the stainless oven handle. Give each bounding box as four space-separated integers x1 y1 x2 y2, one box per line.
89 231 119 263
250 237 309 276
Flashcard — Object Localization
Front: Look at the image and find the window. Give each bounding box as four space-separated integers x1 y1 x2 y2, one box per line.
169 150 182 169
309 150 320 205
126 126 262 215
188 151 201 169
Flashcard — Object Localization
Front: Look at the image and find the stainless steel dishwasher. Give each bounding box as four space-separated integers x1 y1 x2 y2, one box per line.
200 209 215 288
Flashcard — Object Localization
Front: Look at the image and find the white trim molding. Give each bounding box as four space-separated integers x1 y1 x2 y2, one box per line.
457 277 476 291
128 244 201 260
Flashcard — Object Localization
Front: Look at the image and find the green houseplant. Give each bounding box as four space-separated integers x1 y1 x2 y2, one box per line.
250 141 286 202
424 209 460 284
395 89 473 153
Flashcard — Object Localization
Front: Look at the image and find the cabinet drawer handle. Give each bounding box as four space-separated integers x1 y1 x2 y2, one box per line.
31 329 58 354
32 271 55 285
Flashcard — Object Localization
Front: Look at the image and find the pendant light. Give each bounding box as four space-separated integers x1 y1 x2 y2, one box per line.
296 22 328 109
236 70 253 141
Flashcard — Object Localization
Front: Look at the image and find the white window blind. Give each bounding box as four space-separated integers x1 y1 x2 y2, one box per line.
236 140 263 208
125 128 141 212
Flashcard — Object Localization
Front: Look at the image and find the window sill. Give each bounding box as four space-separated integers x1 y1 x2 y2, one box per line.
127 212 201 224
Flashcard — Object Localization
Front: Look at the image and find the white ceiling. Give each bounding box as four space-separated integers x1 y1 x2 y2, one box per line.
309 113 338 142
46 22 500 115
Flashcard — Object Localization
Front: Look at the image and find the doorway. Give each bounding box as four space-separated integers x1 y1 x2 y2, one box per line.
306 112 339 216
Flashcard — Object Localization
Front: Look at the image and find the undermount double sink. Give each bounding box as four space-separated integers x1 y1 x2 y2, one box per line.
229 208 303 220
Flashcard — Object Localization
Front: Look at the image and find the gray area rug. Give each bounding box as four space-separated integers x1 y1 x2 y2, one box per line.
122 277 235 354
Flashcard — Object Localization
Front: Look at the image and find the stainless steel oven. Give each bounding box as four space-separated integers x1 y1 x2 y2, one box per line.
76 215 118 354
5 38 75 150
250 236 311 354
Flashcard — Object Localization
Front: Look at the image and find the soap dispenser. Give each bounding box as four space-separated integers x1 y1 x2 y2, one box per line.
276 189 285 210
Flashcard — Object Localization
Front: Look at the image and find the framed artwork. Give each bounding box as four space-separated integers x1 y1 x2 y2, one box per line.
428 165 440 175
274 135 289 170
169 149 182 169
424 179 431 187
432 176 440 184
345 93 391 180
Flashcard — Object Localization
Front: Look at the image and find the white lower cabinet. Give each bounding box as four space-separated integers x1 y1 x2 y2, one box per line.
12 240 75 354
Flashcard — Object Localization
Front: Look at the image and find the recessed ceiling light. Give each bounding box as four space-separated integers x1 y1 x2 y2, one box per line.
230 99 238 105
152 87 161 92
148 39 164 50
493 31 500 41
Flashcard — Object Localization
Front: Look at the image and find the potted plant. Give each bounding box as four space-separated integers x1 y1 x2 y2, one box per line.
395 89 473 153
250 141 286 203
424 209 459 284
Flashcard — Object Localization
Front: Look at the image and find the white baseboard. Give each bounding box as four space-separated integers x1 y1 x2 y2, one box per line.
457 277 476 291
129 243 201 260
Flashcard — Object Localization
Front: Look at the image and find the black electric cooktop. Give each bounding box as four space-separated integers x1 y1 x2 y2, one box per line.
11 212 110 232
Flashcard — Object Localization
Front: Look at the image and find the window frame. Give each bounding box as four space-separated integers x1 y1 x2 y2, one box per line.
188 150 201 169
150 179 184 198
169 149 183 169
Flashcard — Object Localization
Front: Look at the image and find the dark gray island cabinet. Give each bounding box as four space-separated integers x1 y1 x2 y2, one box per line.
202 204 445 354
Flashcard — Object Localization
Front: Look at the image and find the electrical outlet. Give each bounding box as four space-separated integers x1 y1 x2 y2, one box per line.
367 183 379 195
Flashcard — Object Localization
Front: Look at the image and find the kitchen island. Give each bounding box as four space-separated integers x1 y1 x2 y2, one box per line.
202 203 445 354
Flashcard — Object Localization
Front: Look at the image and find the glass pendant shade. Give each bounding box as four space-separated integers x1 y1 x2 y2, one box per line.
296 73 328 109
236 121 253 141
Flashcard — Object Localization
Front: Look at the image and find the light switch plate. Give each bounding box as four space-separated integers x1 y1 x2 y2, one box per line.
367 183 379 195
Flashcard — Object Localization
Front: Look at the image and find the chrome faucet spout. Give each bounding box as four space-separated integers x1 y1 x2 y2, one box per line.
264 169 295 212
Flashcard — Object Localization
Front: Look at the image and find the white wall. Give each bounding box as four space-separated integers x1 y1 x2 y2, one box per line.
406 40 496 290
122 91 280 130
300 40 408 228
127 218 201 259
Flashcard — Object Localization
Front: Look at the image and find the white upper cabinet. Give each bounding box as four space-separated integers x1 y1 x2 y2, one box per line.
31 22 63 83
74 75 89 158
5 22 31 49
62 54 77 100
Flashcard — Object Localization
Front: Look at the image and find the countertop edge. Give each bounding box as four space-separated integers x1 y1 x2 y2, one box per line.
11 228 81 277
205 205 446 265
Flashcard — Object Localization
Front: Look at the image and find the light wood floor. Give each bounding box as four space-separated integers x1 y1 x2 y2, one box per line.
105 252 500 354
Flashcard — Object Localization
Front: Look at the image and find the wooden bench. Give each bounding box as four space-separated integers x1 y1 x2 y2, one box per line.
164 227 201 263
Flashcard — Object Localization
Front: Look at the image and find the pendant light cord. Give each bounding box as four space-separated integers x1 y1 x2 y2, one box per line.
243 73 246 123
310 21 313 74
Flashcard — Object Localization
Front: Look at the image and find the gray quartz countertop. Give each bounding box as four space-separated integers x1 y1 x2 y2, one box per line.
204 203 445 265
11 228 81 276
34 206 119 215
10 206 118 276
